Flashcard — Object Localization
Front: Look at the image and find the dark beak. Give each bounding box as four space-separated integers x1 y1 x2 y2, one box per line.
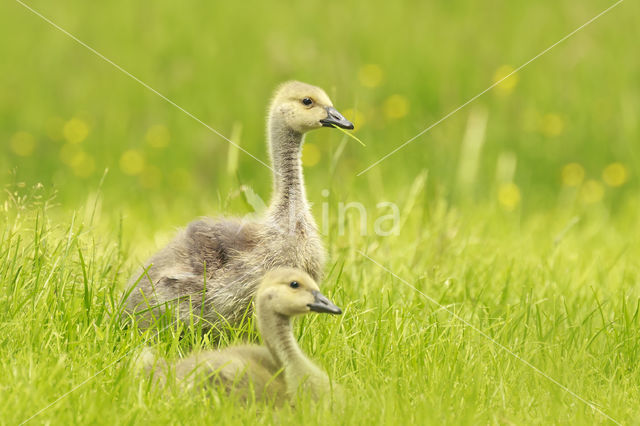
308 290 342 315
320 106 354 130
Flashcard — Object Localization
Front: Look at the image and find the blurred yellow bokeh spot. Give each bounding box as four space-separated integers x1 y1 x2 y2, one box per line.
539 114 564 137
63 118 90 144
10 131 36 156
69 151 95 178
342 108 366 129
493 65 519 94
561 163 585 187
140 165 163 188
602 163 628 187
120 150 145 176
498 182 521 211
302 143 321 167
358 64 383 88
146 124 170 148
383 95 409 119
580 179 604 204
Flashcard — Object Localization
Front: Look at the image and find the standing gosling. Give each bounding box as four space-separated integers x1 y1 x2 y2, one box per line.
123 81 353 332
153 268 342 404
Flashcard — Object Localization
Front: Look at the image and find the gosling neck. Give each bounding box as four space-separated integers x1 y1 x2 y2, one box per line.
256 301 316 376
266 116 310 229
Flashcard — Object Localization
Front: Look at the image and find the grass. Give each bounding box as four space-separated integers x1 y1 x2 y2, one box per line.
2 183 639 424
1 0 640 424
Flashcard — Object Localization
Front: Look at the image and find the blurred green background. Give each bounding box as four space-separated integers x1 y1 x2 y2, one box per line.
2 0 638 238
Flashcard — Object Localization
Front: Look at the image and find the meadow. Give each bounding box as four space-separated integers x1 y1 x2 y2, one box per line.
1 0 639 424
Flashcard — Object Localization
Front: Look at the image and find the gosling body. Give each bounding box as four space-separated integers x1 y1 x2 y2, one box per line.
151 268 342 403
122 82 353 331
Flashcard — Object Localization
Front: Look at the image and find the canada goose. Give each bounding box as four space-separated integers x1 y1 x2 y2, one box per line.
148 268 342 404
122 81 353 331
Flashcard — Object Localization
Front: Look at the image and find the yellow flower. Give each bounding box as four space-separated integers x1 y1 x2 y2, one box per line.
342 108 366 128
602 163 628 187
10 131 36 157
580 180 604 204
120 150 145 176
493 65 519 95
383 95 409 119
358 64 383 88
145 124 170 149
561 163 585 187
63 118 90 144
302 143 321 167
69 151 95 178
539 114 564 137
498 182 521 211
140 165 163 188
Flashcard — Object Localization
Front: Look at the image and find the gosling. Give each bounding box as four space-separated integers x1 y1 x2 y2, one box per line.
149 268 342 404
122 81 353 332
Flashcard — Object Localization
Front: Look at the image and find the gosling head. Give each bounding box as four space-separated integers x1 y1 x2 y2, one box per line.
257 268 342 317
270 81 354 134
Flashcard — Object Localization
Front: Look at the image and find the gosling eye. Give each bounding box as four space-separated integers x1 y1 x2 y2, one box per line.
301 97 313 107
289 281 300 289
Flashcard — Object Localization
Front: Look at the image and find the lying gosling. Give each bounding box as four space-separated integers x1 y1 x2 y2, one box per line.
150 268 342 404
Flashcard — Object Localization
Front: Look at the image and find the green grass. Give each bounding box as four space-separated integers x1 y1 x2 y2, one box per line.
2 183 639 424
1 0 640 424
